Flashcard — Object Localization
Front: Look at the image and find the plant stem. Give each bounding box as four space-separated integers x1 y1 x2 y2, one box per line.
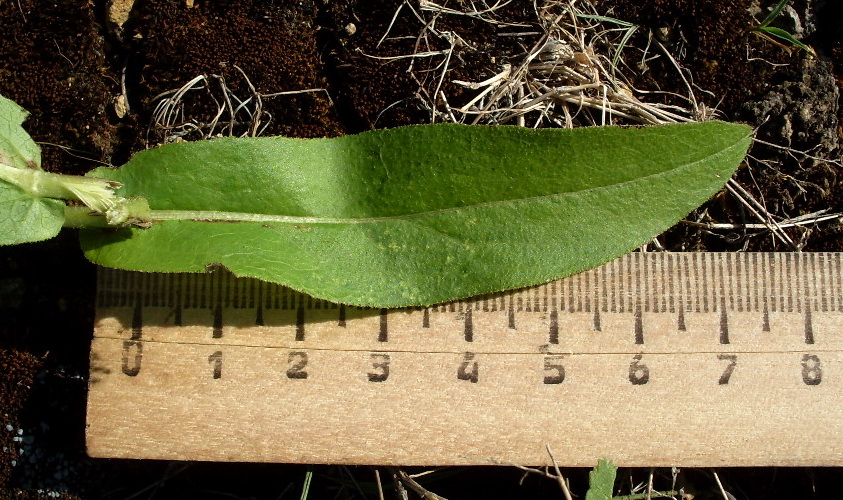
0 162 122 213
63 206 112 228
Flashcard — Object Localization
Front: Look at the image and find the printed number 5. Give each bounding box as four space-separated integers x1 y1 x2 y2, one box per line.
543 355 565 384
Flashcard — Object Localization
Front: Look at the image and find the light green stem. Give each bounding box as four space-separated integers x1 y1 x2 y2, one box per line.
0 162 122 213
0 162 75 199
63 206 112 228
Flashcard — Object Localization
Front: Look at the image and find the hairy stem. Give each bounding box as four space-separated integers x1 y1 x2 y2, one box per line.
0 162 123 213
63 206 112 228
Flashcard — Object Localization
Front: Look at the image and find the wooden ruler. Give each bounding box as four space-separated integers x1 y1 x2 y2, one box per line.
86 252 843 466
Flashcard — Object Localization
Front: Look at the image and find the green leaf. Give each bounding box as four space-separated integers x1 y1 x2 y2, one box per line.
758 0 790 28
585 459 617 500
0 93 41 170
0 94 65 245
756 26 816 56
81 122 752 307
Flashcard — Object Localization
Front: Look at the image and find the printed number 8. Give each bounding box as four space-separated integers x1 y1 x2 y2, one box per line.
801 354 822 386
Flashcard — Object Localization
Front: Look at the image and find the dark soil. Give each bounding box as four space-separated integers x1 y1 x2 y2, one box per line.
1 0 841 498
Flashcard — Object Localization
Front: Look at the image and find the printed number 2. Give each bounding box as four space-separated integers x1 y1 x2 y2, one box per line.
287 351 308 379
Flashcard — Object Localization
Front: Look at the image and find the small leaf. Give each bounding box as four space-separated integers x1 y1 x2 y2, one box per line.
585 459 617 500
0 93 41 170
81 122 752 307
0 94 65 245
756 26 816 56
0 181 65 245
758 0 789 27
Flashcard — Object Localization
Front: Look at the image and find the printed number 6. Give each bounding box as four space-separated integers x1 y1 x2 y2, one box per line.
629 354 649 385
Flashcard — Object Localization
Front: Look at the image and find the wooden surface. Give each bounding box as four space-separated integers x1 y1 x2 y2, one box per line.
87 252 843 465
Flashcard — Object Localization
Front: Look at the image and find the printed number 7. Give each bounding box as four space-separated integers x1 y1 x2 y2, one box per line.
717 354 737 385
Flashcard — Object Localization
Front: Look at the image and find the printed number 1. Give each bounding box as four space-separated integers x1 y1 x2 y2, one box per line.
208 351 222 379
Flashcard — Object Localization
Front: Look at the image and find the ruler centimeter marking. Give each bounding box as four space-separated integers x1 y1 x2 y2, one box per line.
94 252 843 314
87 252 843 466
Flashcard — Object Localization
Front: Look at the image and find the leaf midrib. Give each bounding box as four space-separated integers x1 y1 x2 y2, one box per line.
141 134 747 225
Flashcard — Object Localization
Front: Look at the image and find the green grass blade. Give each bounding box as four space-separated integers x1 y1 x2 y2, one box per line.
81 122 752 307
611 25 638 78
299 468 313 500
756 26 816 55
575 13 636 28
758 0 790 28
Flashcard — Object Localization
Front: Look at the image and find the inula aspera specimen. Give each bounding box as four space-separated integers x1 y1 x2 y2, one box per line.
0 93 752 307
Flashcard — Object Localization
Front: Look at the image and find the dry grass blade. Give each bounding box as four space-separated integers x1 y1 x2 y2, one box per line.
148 67 329 144
389 468 448 500
546 444 574 500
366 0 703 128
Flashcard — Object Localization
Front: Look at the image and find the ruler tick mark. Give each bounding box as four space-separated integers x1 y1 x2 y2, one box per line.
549 307 558 344
804 307 814 345
464 308 474 342
634 303 644 345
762 302 770 332
379 309 388 342
295 306 305 341
255 303 264 326
131 301 143 341
338 304 346 328
719 299 730 345
212 304 223 339
123 301 143 377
